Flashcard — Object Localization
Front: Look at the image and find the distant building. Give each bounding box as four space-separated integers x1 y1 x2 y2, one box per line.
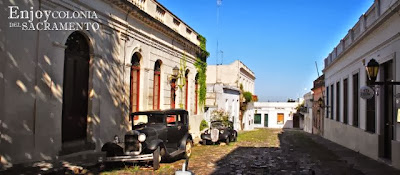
206 60 256 130
301 92 313 133
311 75 325 136
252 102 299 128
207 60 255 94
322 0 400 169
204 83 240 130
0 0 206 166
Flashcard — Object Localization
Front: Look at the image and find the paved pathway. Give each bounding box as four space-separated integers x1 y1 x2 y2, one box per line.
2 128 400 175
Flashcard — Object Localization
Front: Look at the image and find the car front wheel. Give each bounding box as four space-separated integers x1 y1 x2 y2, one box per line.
184 140 192 158
231 132 237 142
152 146 161 170
225 138 230 145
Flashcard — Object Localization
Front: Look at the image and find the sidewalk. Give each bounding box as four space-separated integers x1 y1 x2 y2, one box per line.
0 151 102 175
304 131 400 175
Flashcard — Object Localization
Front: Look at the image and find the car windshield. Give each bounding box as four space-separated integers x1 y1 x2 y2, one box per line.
133 114 164 125
211 122 225 129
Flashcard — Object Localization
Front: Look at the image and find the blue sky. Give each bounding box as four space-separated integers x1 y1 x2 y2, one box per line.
158 0 374 102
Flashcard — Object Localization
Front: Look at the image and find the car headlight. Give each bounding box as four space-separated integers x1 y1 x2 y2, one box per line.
114 135 120 144
220 130 224 134
138 133 146 142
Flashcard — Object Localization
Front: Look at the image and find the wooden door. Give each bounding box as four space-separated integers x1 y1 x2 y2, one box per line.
130 66 140 113
62 32 89 143
293 114 299 128
264 114 268 127
383 60 393 159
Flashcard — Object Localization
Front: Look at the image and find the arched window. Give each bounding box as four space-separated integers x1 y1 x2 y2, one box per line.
153 60 162 109
130 53 141 113
62 31 90 143
195 73 199 114
185 69 189 110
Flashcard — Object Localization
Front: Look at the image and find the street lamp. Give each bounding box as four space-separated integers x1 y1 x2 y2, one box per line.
172 66 179 78
366 59 379 83
365 59 400 85
317 97 324 108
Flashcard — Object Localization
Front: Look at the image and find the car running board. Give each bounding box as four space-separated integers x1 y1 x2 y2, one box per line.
168 149 185 157
102 154 153 162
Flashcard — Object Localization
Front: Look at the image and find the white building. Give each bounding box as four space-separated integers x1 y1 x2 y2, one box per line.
204 83 241 130
206 60 256 130
252 102 299 128
322 0 400 169
0 0 207 166
207 60 255 94
301 92 313 133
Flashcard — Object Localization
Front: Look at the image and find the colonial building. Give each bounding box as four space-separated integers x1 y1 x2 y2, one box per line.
311 75 325 136
206 60 256 130
322 0 400 169
252 102 299 129
301 92 313 133
204 83 240 130
207 60 255 94
0 0 207 166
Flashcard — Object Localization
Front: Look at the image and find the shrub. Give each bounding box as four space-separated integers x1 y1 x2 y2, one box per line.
243 91 253 103
200 119 209 131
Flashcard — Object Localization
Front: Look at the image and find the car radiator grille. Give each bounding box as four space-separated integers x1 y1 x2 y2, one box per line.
125 135 140 152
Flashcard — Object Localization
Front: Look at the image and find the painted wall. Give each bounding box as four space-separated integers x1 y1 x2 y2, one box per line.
252 102 299 129
0 0 204 166
322 0 400 169
207 60 256 94
303 92 313 133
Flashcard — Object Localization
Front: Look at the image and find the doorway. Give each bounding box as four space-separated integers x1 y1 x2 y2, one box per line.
264 114 268 127
382 60 394 159
62 32 90 143
293 114 300 128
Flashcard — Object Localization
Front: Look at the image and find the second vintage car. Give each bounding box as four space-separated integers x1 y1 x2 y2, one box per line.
100 109 193 170
201 120 237 145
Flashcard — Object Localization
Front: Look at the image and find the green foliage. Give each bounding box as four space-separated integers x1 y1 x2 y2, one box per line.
195 59 206 107
200 119 209 131
296 101 305 111
243 91 253 103
195 34 209 109
197 35 210 62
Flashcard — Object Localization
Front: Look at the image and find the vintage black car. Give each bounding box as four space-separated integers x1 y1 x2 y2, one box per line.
101 109 193 170
201 121 237 145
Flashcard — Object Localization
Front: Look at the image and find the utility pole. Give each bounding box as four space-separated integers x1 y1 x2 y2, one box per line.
214 0 222 106
216 0 222 83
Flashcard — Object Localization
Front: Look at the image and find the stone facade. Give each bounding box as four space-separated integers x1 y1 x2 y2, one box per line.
0 0 206 166
323 0 400 169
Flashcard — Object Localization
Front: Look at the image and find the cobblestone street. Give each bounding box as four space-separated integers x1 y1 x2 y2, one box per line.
97 128 400 175
3 128 400 175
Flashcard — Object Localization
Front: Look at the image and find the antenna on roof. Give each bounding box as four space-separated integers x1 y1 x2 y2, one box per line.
315 61 320 77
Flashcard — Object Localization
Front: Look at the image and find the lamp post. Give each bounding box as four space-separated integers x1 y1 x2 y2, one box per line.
170 65 186 108
366 59 400 85
318 98 324 108
172 66 179 78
